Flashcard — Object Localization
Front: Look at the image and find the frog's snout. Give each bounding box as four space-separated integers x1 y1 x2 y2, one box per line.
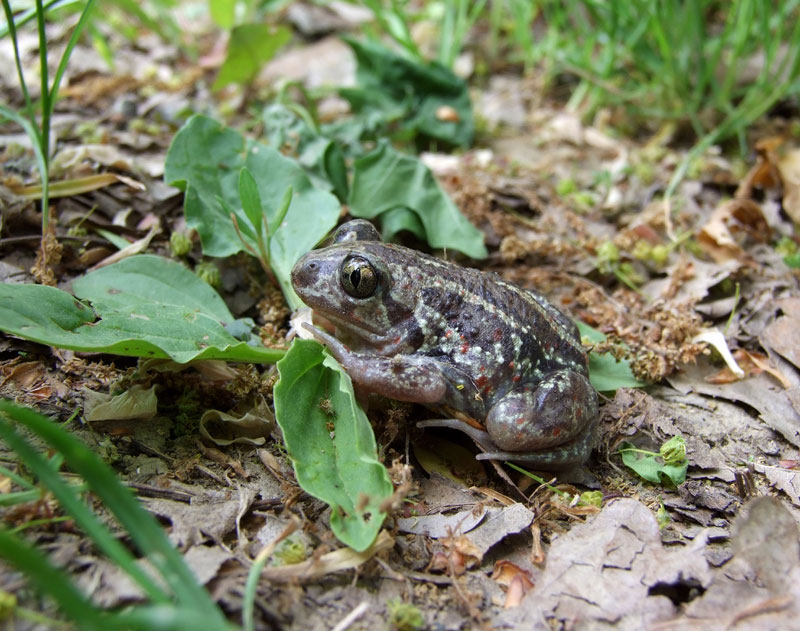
290 255 318 292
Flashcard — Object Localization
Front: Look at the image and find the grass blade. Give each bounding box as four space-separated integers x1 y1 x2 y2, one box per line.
0 401 229 627
0 411 168 602
0 528 108 630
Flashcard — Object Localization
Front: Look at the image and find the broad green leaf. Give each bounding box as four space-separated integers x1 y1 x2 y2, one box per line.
0 257 284 364
340 37 474 147
263 103 348 201
273 339 393 551
72 255 234 319
587 353 644 392
213 23 291 89
349 140 487 259
165 115 341 310
378 206 425 243
576 321 645 391
619 441 688 487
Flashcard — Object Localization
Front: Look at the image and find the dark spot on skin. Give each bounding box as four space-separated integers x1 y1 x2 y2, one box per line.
475 375 488 388
406 324 425 350
512 375 521 382
494 328 503 342
460 344 469 353
552 427 561 437
508 361 515 369
108 289 121 295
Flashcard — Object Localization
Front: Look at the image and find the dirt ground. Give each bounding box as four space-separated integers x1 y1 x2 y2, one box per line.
2 7 800 631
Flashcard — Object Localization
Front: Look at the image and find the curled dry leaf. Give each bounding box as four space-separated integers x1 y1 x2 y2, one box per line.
740 136 800 223
706 348 793 388
199 397 275 446
258 531 394 582
492 560 535 606
83 384 158 422
737 136 783 197
696 198 770 263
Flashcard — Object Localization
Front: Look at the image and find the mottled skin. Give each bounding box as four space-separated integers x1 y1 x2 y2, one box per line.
290 220 599 470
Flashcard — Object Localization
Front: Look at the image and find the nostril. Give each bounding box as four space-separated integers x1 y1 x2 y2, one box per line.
308 262 318 270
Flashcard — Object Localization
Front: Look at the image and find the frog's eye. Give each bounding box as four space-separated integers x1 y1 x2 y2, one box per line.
340 256 378 298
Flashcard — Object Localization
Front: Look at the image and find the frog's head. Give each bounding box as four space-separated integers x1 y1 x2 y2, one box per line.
291 220 420 352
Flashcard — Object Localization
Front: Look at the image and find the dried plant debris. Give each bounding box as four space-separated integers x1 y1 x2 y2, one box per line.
497 499 713 629
667 359 800 450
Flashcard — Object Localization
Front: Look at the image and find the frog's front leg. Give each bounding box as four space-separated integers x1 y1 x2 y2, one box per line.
302 323 472 404
486 369 598 453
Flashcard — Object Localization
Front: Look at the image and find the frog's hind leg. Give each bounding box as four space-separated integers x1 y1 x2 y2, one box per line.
486 369 597 452
475 421 596 471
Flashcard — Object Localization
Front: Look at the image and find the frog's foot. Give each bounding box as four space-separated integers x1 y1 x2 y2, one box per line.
418 418 594 471
417 418 498 453
475 421 595 471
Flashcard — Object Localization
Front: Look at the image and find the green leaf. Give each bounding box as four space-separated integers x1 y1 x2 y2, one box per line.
378 206 426 243
587 353 644 392
73 255 233 319
0 528 108 631
208 0 235 28
214 23 291 89
340 37 474 147
165 114 341 310
273 340 393 551
0 401 229 628
576 321 645 391
349 140 487 259
619 441 688 487
238 167 265 240
0 256 284 364
263 103 349 201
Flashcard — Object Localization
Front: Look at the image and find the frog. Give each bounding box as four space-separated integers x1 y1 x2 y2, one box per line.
290 219 599 470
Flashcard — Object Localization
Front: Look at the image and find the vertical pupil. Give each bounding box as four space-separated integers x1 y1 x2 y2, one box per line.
350 269 361 287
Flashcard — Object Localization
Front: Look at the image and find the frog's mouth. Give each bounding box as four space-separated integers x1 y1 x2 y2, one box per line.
311 311 409 356
313 311 387 346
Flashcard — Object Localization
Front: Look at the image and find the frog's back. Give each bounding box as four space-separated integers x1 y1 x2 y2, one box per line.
372 242 588 396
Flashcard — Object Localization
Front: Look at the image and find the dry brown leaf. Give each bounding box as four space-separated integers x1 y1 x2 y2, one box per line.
492 559 535 594
89 225 159 270
696 198 770 263
776 146 800 223
1 360 48 390
739 136 800 223
736 136 783 197
198 397 275 447
8 173 144 200
258 531 394 582
705 349 776 385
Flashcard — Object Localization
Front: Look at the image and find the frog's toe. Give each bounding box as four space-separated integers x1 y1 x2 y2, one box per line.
417 419 496 452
